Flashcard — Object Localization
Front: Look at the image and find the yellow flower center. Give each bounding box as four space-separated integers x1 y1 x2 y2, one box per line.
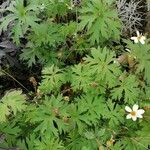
137 35 142 41
130 111 136 116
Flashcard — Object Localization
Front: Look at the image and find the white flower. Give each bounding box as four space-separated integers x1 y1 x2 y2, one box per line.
125 104 145 121
131 31 146 44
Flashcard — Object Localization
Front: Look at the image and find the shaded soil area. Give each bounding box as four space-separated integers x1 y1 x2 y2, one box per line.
0 64 42 98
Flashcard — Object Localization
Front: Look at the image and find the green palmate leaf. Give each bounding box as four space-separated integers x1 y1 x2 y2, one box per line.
0 90 26 122
77 94 106 124
20 44 58 67
26 95 69 136
69 103 91 134
71 63 93 91
103 101 124 127
0 122 21 136
20 134 36 150
0 122 22 148
43 0 68 17
39 65 65 93
20 46 38 67
12 21 23 44
29 23 64 47
67 130 97 150
79 0 121 45
111 74 140 104
2 90 27 115
34 136 64 150
84 47 121 87
134 122 150 150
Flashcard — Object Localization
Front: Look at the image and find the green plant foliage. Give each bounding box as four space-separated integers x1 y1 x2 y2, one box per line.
70 63 93 91
25 95 69 136
34 136 65 150
103 101 124 127
0 90 26 122
0 0 40 44
66 130 97 150
135 122 150 150
20 44 58 67
0 122 22 148
44 0 69 17
111 74 140 104
76 94 106 124
0 0 150 149
83 47 121 87
125 40 150 83
39 65 65 93
79 0 121 45
20 22 77 67
29 23 64 47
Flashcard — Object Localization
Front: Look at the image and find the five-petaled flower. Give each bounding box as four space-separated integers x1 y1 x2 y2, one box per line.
131 31 146 44
125 104 145 121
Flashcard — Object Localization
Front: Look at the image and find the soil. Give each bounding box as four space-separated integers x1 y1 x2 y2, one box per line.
0 63 42 98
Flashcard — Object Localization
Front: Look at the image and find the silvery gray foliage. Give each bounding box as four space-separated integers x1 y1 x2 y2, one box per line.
116 0 144 35
72 0 81 6
147 0 150 11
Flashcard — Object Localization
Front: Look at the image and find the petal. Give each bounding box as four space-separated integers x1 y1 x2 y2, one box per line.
134 38 139 43
131 37 139 43
140 40 145 44
140 37 146 44
141 36 146 40
126 114 132 119
136 30 140 36
132 116 137 121
133 104 139 111
131 37 137 40
125 106 132 112
137 114 143 118
137 109 145 115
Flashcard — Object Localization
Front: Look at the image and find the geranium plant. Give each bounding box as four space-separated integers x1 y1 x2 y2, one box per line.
0 0 150 150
